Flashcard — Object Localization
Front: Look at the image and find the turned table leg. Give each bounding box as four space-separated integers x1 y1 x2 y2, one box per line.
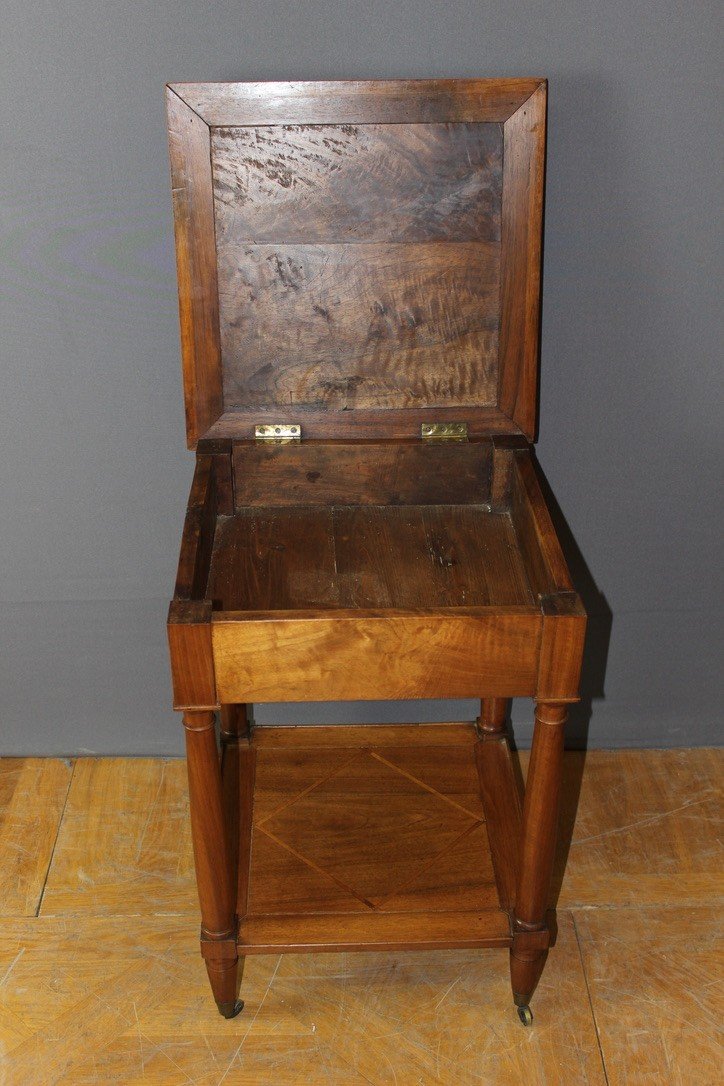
478 698 510 736
219 705 249 888
183 711 243 1019
510 701 567 1023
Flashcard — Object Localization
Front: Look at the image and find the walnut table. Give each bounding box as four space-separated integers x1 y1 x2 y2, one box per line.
164 78 586 1026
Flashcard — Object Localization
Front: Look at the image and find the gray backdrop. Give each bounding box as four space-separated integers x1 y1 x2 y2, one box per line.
1 1 721 755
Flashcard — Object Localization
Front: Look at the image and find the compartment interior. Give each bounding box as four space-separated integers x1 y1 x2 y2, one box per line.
178 438 560 618
208 504 534 612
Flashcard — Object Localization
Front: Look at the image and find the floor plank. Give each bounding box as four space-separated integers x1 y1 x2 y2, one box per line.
550 749 724 907
574 906 724 1086
0 758 73 917
39 758 197 916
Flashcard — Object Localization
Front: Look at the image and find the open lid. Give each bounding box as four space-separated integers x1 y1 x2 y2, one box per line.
166 79 546 448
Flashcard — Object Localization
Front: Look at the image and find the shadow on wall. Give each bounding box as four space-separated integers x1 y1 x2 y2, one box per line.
531 72 631 906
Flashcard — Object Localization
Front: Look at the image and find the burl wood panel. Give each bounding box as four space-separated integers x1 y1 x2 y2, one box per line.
167 80 547 442
211 123 502 243
207 504 535 611
217 242 500 410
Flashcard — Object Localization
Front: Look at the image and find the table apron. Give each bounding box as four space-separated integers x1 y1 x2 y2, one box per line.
211 612 541 702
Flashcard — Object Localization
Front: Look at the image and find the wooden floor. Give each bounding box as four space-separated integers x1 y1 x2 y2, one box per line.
0 742 721 1084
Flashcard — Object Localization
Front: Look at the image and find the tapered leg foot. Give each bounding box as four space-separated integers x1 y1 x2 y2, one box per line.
184 712 242 1016
204 952 242 1019
509 702 567 1014
217 998 245 1019
510 931 549 1009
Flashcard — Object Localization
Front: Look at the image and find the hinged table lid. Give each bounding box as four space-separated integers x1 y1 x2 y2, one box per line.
166 79 546 448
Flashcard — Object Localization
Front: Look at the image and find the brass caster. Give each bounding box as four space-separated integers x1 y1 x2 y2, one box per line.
217 999 244 1019
517 1004 533 1027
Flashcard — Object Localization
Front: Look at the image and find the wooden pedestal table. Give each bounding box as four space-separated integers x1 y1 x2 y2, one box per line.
163 77 587 1025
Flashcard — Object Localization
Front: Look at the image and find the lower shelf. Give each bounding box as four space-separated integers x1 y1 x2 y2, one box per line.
239 910 511 954
229 723 518 954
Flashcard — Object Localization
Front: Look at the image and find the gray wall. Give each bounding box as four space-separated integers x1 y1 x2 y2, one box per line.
1 2 721 755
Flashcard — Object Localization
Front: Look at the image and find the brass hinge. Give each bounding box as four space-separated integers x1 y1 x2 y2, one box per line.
421 422 468 442
254 423 301 443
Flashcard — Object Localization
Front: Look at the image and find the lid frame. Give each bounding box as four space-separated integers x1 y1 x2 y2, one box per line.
166 79 546 448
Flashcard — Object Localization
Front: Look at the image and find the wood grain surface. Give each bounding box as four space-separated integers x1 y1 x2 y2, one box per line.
239 911 511 954
36 749 721 917
206 404 520 440
576 907 724 1086
252 735 489 911
211 610 540 702
217 241 500 411
498 82 546 439
38 758 196 916
165 88 223 447
0 759 72 916
475 736 523 909
554 748 724 908
209 506 340 611
171 77 544 126
238 724 509 954
207 504 534 611
211 122 502 243
167 599 217 709
510 450 573 595
0 913 604 1086
232 440 493 507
